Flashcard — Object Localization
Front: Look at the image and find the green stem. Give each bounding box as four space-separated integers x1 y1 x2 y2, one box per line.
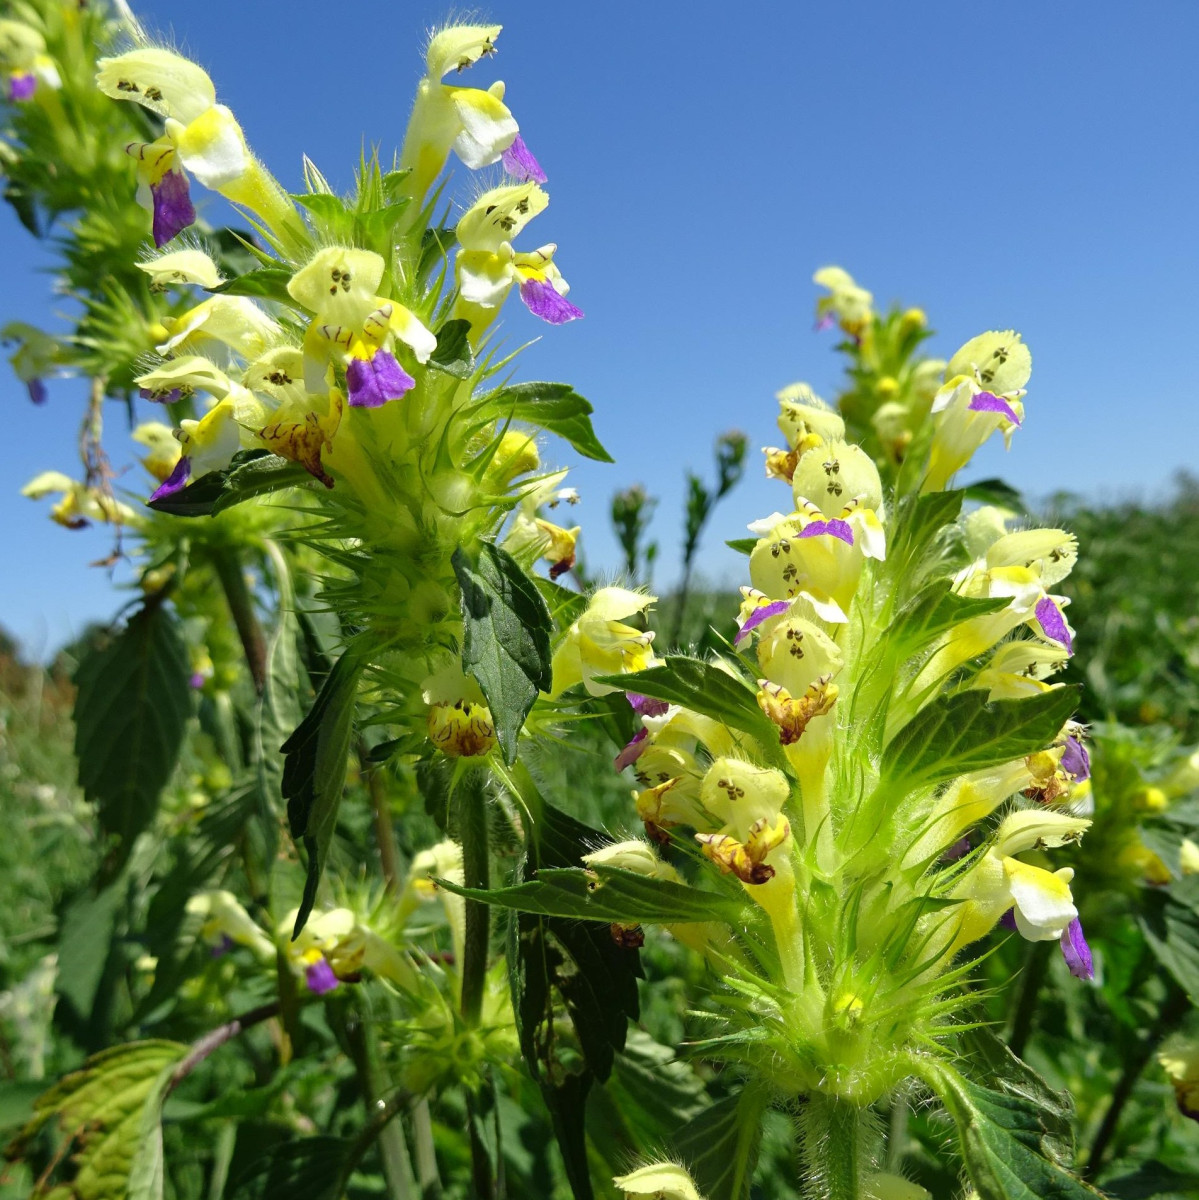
1007 940 1053 1059
799 1093 871 1200
211 548 268 694
457 768 491 1026
359 738 401 892
1083 981 1190 1181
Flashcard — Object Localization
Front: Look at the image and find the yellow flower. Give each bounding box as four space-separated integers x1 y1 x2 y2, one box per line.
550 587 658 696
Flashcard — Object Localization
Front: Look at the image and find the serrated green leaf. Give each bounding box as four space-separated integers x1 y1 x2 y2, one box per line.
11 1041 186 1200
281 645 364 936
73 601 191 857
726 537 758 555
56 879 125 1017
596 656 781 753
918 1060 1106 1200
147 450 312 517
534 575 588 626
453 542 553 763
887 489 964 570
293 192 353 240
1103 1163 1199 1199
209 267 294 303
673 1087 770 1200
882 686 1081 791
444 863 747 925
428 318 474 378
490 381 614 463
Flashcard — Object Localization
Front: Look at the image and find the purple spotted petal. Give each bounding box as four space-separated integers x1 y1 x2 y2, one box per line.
1060 917 1094 980
501 134 547 184
627 693 670 718
151 169 196 248
615 728 649 772
799 518 854 546
8 73 36 101
967 390 1022 425
1035 596 1074 654
140 386 182 405
149 455 192 502
519 278 584 324
734 600 790 646
1061 736 1090 782
346 348 415 408
27 378 47 405
304 956 340 995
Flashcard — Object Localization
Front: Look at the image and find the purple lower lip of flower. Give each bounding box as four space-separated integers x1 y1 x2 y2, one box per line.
627 693 670 717
815 313 835 332
1035 596 1074 654
941 835 971 862
150 168 196 248
27 377 47 405
501 134 547 184
799 518 854 546
967 390 1022 425
999 908 1018 931
614 727 649 772
8 73 36 101
149 454 192 502
209 934 234 958
1060 917 1094 980
190 671 207 689
140 386 182 404
346 348 415 408
519 278 584 324
734 600 790 646
1060 735 1090 782
305 955 340 995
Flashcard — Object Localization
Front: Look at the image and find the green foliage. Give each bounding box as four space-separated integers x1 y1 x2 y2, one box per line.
73 601 191 864
146 451 313 518
453 543 553 763
489 381 614 463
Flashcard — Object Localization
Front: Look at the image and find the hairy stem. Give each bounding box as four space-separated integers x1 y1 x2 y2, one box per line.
799 1093 872 1200
457 769 491 1026
359 738 401 891
169 1000 281 1092
212 548 268 694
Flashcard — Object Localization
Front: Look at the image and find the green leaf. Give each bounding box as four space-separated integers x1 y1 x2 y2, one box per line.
886 582 1011 659
882 686 1081 791
1140 877 1199 999
453 542 553 763
147 450 312 517
505 783 640 1200
673 1087 771 1200
293 191 353 240
887 489 964 570
10 1041 186 1200
444 863 747 925
1104 1164 1199 1199
56 878 125 1017
74 601 191 857
534 575 588 626
428 318 474 378
210 267 294 304
726 537 758 555
596 656 781 753
965 476 1030 513
491 381 614 463
227 1135 351 1200
918 1060 1106 1200
281 645 364 936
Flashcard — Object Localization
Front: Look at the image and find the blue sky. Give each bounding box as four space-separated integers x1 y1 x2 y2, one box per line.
4 0 1198 656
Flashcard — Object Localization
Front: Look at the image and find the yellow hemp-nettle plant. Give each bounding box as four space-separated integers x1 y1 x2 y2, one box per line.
481 269 1102 1199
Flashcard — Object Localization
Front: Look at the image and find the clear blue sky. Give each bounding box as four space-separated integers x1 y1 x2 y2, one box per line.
4 0 1198 656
